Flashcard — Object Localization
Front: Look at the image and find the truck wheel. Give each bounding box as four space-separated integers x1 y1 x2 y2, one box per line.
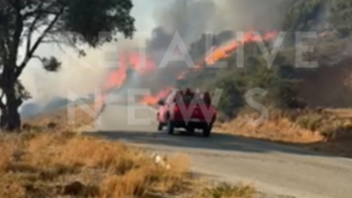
157 122 164 131
187 127 195 134
202 124 212 137
167 120 174 135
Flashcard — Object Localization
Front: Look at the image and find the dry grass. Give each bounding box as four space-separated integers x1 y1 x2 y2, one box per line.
195 182 256 198
8 103 256 198
0 131 193 198
21 103 97 133
215 115 324 144
215 108 352 157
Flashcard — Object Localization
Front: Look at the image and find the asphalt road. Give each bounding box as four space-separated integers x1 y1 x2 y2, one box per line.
87 103 352 198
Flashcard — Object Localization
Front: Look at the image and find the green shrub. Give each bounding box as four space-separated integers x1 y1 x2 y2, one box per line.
294 113 324 131
320 119 352 139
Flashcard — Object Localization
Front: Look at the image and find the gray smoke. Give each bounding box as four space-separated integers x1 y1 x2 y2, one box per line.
213 0 295 31
146 0 296 67
153 0 295 47
156 0 217 45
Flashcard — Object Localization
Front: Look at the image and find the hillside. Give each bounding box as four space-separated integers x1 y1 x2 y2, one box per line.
164 0 352 157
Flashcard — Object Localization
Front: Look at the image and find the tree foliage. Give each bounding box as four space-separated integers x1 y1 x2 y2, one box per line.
0 0 135 130
283 0 352 38
329 0 352 37
283 0 324 32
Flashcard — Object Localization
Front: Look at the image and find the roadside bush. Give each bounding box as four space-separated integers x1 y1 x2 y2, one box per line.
319 119 352 140
198 182 256 198
288 109 352 140
294 113 324 131
212 69 245 117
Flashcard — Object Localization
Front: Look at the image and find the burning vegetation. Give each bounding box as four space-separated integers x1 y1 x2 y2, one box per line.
99 31 279 107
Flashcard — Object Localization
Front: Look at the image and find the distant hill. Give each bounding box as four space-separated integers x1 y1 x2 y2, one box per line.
19 101 44 118
42 97 72 112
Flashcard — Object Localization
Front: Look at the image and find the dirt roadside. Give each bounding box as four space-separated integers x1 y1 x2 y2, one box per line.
214 111 352 158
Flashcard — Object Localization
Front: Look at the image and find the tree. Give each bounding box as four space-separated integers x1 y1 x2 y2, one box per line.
0 0 135 130
329 0 352 37
282 0 324 32
283 0 352 38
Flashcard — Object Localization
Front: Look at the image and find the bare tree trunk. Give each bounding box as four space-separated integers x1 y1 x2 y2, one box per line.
3 87 21 130
0 111 6 129
0 99 6 128
0 65 22 131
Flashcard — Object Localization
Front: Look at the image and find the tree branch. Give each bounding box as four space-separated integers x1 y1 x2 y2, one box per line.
41 35 63 44
17 7 64 78
31 55 45 63
25 1 45 56
23 1 61 18
25 9 62 16
6 1 23 69
0 40 8 62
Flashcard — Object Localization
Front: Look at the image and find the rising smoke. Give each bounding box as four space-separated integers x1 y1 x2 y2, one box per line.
152 0 295 48
19 47 111 117
20 0 297 117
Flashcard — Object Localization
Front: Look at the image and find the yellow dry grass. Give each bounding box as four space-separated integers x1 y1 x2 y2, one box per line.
215 116 324 144
215 109 352 157
195 182 256 198
21 103 97 133
1 103 257 198
0 131 193 198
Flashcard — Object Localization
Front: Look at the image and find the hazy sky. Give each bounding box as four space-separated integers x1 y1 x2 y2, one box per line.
132 0 169 32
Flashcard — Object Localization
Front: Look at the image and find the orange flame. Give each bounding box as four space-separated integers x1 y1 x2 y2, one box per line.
95 50 157 108
140 88 172 105
205 31 278 65
99 31 278 107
